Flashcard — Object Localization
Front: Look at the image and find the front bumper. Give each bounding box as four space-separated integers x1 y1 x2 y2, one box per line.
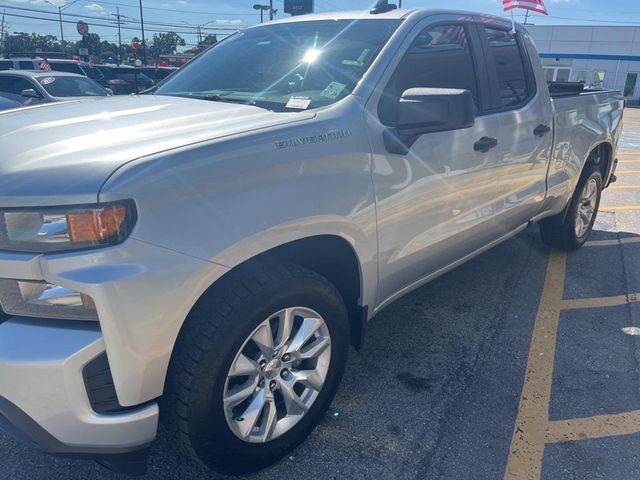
0 316 158 455
0 238 223 406
0 236 226 471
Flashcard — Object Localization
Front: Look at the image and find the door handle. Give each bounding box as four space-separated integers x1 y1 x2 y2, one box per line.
534 124 551 137
473 136 498 153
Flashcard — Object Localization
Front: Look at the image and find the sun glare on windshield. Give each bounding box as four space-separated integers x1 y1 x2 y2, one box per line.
302 49 322 63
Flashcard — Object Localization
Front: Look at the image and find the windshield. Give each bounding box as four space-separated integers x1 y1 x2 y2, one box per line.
37 76 108 97
155 19 401 112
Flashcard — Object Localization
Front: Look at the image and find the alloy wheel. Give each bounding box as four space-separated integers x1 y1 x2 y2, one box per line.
223 307 332 443
575 177 598 238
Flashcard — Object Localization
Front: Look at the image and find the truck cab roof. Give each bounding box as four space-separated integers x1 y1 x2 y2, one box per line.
267 8 512 28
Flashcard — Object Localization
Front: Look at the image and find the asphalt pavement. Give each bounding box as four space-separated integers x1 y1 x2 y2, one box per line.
3 109 640 480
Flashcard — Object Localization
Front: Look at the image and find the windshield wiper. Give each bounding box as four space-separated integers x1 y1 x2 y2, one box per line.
196 93 263 108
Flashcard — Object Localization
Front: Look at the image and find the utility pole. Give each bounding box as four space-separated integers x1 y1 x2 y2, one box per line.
57 6 65 55
523 9 530 24
139 0 147 65
112 7 124 65
0 10 6 57
399 0 402 7
45 0 81 57
269 0 274 20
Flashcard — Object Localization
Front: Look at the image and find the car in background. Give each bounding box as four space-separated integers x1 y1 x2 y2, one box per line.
85 64 154 94
46 59 87 76
139 66 178 83
0 70 109 106
0 58 40 71
0 96 20 111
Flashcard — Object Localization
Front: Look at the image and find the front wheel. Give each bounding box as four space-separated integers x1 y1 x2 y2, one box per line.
540 166 602 250
164 260 349 474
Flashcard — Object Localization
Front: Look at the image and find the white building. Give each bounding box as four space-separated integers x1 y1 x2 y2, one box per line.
527 25 640 102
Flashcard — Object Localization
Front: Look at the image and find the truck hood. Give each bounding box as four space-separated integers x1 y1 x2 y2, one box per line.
0 95 313 207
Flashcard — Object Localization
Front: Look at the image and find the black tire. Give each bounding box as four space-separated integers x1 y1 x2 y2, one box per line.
540 166 602 251
164 259 350 475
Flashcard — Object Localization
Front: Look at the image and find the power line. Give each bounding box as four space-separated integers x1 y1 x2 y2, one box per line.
0 3 246 30
0 10 210 34
69 0 259 17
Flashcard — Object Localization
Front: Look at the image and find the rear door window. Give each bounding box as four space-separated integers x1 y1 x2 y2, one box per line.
0 61 13 71
19 61 36 70
50 62 85 75
482 27 532 109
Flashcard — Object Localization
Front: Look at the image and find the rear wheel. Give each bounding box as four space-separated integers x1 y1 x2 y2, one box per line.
540 166 602 250
164 260 349 474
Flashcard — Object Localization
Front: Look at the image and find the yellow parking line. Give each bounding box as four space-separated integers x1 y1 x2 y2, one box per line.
546 410 640 443
504 250 566 480
608 184 640 189
562 293 636 310
599 205 640 211
585 237 640 247
615 170 640 174
505 243 640 479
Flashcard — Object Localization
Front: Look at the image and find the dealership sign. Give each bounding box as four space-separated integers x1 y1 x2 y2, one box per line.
284 0 313 15
76 21 89 36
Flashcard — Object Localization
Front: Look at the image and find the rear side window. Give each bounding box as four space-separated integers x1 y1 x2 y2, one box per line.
50 62 85 75
483 27 531 108
0 61 12 71
19 61 35 70
380 24 479 124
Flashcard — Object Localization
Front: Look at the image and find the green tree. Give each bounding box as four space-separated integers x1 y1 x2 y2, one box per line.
151 32 186 56
185 33 217 55
4 32 61 55
200 34 218 49
73 33 101 56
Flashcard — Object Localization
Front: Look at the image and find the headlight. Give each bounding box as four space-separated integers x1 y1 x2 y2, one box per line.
0 279 98 321
0 201 136 253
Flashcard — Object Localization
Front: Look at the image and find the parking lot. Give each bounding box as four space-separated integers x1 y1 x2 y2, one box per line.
2 108 640 480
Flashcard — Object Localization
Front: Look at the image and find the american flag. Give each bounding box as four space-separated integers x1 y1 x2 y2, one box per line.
503 0 548 15
40 58 52 71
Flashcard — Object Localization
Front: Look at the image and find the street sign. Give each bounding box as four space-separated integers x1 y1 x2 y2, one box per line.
131 40 141 49
284 0 314 15
78 48 89 56
76 21 89 36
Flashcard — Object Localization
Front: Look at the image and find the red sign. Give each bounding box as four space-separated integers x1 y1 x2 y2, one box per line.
131 40 141 50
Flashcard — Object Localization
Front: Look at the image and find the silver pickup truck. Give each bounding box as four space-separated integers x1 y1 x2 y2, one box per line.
0 6 624 476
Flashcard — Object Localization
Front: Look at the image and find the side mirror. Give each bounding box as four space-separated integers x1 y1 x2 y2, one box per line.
20 88 41 99
384 88 475 155
105 87 114 96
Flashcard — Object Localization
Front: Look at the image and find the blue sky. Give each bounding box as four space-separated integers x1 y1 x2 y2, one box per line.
2 0 640 48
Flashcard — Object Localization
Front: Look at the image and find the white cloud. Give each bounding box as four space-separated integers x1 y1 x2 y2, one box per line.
175 0 188 4
215 19 243 25
31 0 65 6
84 2 105 12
